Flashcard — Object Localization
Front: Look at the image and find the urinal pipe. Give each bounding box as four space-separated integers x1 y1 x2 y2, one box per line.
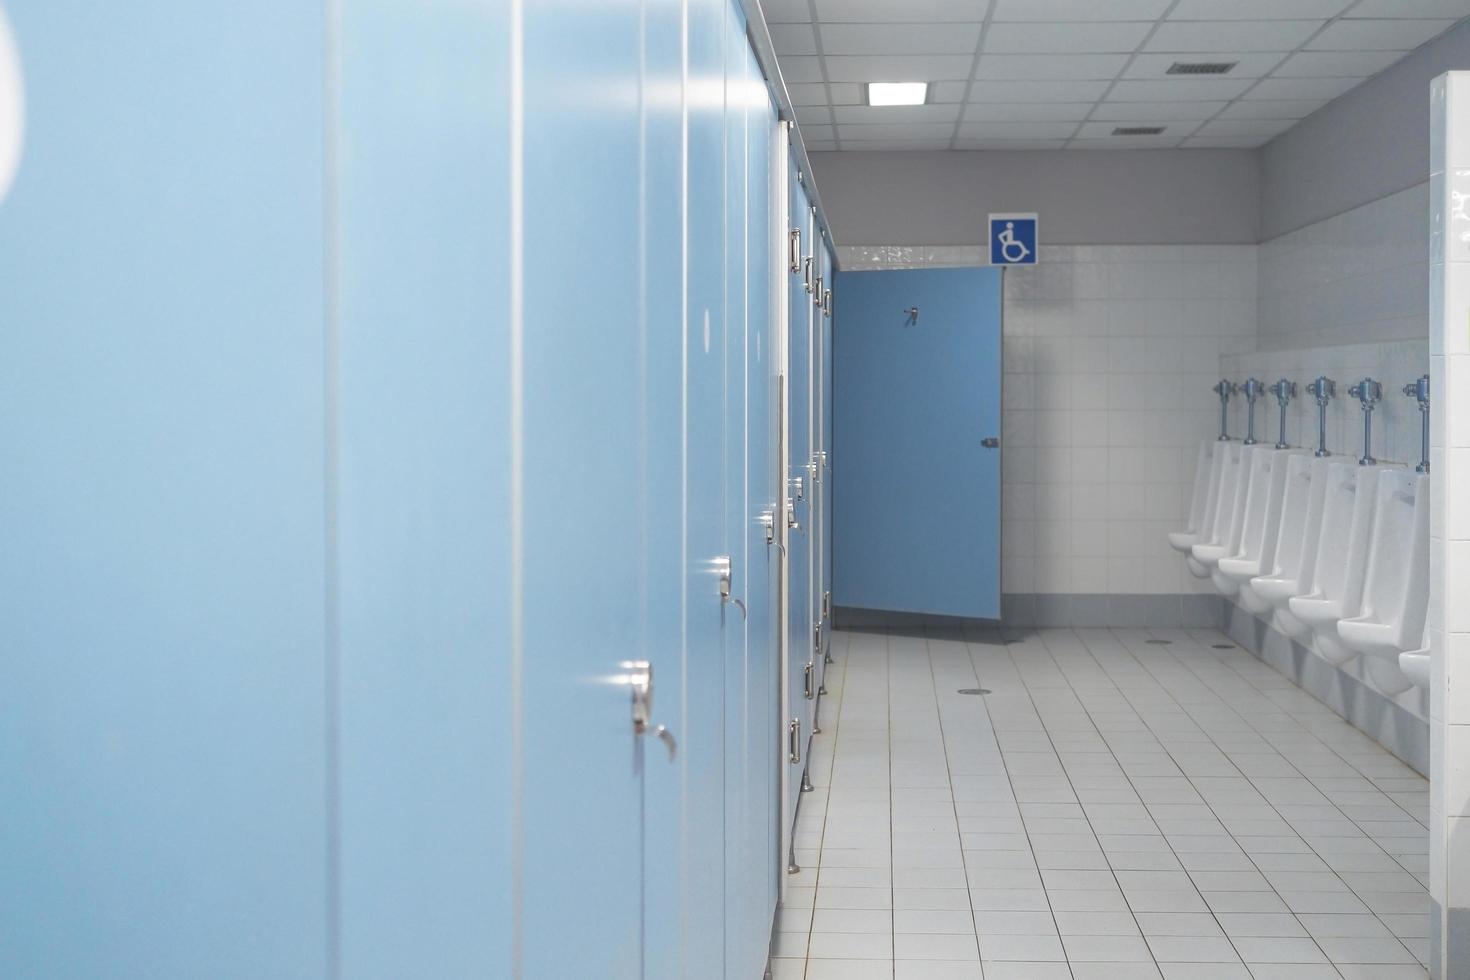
1349 377 1382 466
1213 380 1237 441
1241 378 1264 446
1404 374 1430 473
1270 378 1296 450
1306 376 1335 457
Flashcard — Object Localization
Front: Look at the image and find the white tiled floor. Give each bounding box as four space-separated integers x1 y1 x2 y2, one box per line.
772 627 1430 980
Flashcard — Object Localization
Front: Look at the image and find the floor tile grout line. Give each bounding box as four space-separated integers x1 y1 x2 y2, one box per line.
1146 628 1424 963
922 633 984 968
963 630 1077 980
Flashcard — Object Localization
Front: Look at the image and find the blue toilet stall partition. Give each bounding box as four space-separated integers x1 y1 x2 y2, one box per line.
0 0 827 976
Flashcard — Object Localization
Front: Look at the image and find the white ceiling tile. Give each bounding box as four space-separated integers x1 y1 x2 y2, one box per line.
1194 118 1297 137
778 56 825 84
806 141 839 151
983 22 1153 53
931 81 970 102
992 0 1170 19
802 124 836 140
813 0 992 22
833 104 962 123
1106 78 1256 101
1146 20 1323 51
785 83 831 105
770 23 818 56
1123 52 1286 79
1243 76 1361 99
1308 18 1457 50
1087 100 1228 120
1168 0 1352 18
1216 98 1327 118
822 54 975 81
819 22 983 55
956 121 1080 138
954 139 1070 149
1180 135 1269 147
962 102 1096 121
761 0 813 24
1074 120 1203 138
837 122 959 140
974 53 1130 79
1349 0 1470 15
794 105 832 124
828 82 863 104
968 79 1112 101
1271 50 1405 77
837 139 956 150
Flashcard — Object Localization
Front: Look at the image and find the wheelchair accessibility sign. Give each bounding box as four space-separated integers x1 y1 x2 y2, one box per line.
989 212 1037 266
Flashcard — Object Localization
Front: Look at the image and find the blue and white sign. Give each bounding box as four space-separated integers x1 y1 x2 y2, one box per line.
989 212 1037 266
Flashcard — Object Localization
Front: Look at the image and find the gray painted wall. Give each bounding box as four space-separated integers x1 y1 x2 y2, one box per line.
809 149 1260 246
1260 18 1470 241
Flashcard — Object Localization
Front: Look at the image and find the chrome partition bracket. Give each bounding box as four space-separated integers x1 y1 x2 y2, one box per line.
1404 374 1431 473
1270 379 1297 450
1306 376 1335 457
1213 379 1237 441
1240 378 1264 446
1348 377 1382 466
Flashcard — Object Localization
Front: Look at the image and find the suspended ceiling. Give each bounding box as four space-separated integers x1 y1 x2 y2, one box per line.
763 0 1470 150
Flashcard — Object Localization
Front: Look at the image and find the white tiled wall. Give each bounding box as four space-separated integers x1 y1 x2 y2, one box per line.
1259 183 1430 351
838 243 1257 597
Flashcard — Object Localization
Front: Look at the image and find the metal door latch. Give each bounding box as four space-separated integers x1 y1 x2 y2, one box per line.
624 659 676 761
792 475 805 501
759 509 776 545
788 718 801 764
714 555 746 618
786 497 799 531
981 436 1000 449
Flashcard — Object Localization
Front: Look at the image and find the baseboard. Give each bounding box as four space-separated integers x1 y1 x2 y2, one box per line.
1221 600 1429 777
833 594 1223 631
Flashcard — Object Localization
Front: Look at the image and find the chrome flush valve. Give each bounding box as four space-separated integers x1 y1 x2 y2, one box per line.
1306 376 1335 457
1213 379 1237 442
1403 374 1430 473
1270 378 1296 450
1240 378 1264 446
1348 377 1382 466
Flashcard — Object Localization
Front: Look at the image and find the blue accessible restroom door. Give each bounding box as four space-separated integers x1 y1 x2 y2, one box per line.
833 267 1003 620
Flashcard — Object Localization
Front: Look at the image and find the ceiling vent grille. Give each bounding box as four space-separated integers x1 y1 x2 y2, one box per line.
1167 61 1237 75
1112 126 1166 136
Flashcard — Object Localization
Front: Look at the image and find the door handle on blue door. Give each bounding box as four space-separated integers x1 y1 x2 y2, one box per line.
982 437 1000 448
623 659 677 762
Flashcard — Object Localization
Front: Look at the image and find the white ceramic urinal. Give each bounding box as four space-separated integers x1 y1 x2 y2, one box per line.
1191 443 1251 591
1217 448 1309 613
1400 621 1430 691
1251 454 1331 638
1170 441 1218 554
1184 441 1236 579
1337 470 1429 696
1288 463 1384 666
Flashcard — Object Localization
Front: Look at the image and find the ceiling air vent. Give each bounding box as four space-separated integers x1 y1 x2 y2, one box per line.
1167 61 1237 75
1112 126 1166 136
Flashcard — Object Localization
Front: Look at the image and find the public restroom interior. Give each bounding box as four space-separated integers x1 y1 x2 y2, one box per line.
6 0 1470 978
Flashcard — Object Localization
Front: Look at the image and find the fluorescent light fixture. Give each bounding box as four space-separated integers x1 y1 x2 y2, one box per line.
865 82 928 107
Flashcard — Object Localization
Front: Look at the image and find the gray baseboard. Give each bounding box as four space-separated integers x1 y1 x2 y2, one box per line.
833 594 1223 631
1221 600 1429 777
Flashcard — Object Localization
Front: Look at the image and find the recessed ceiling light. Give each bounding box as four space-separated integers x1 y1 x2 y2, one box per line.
865 82 929 107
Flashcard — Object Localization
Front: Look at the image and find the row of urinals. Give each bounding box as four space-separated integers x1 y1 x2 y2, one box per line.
1170 439 1430 695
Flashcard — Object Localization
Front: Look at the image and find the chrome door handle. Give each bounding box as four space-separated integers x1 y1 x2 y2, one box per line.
788 718 801 764
981 436 1000 449
624 660 676 762
786 497 800 531
804 662 814 700
715 555 732 598
792 475 805 501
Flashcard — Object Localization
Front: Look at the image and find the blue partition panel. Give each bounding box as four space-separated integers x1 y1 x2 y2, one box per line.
834 267 1003 619
333 1 513 975
0 4 328 975
784 173 813 827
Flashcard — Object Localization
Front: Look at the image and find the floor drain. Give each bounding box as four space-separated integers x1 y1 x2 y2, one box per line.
1145 639 1172 645
957 688 991 696
1212 643 1235 649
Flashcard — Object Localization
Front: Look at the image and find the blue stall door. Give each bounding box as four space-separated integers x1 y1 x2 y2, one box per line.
833 267 1003 620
